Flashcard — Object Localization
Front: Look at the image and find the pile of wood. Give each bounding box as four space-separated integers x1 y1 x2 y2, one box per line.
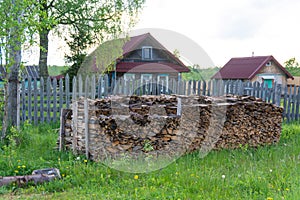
59 95 283 161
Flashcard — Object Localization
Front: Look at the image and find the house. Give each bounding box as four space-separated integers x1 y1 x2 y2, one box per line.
212 55 294 88
84 33 190 93
98 33 190 85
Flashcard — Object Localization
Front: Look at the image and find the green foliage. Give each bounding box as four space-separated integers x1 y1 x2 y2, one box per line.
284 57 300 76
0 122 299 199
182 66 220 81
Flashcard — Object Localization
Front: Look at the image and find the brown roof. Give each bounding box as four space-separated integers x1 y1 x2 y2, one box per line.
116 62 190 73
212 55 294 80
119 33 190 73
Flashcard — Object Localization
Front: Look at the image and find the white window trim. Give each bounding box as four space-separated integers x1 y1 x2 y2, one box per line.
142 46 153 60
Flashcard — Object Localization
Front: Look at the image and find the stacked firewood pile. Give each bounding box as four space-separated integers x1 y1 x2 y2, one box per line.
59 95 283 161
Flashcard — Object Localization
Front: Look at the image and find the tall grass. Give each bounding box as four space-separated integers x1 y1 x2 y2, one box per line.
0 122 299 199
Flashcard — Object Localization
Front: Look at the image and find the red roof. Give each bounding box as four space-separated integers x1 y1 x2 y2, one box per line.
212 55 294 80
116 62 190 73
118 33 189 73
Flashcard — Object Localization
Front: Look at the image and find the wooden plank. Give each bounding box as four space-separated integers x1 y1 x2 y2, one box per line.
187 80 191 95
287 89 292 123
271 82 277 104
103 74 108 97
291 85 297 121
192 80 196 95
21 80 26 122
53 78 58 122
296 86 300 120
78 75 83 98
207 80 211 96
91 75 96 99
72 101 78 154
46 77 51 123
72 76 77 101
59 79 64 114
85 76 89 98
65 74 70 109
202 81 206 96
84 99 89 159
33 78 38 125
283 85 288 120
59 109 66 151
97 75 102 98
197 80 201 96
28 78 32 122
40 77 44 123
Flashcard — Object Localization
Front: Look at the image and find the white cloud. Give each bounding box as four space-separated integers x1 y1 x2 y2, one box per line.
135 0 300 66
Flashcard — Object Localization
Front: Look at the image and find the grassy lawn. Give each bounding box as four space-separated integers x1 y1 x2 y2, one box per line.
0 122 299 199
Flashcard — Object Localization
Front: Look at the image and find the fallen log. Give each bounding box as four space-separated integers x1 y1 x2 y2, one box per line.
0 168 61 187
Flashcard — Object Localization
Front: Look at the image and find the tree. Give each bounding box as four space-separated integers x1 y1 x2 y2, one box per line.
0 0 45 139
36 0 145 80
284 57 299 68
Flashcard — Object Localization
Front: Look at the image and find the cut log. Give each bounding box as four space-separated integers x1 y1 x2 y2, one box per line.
0 168 60 187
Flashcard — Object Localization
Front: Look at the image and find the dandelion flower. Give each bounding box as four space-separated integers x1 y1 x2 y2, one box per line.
285 188 290 191
14 170 18 173
62 174 65 177
222 175 226 179
267 197 273 200
84 159 88 163
134 175 139 180
17 166 21 169
22 165 26 168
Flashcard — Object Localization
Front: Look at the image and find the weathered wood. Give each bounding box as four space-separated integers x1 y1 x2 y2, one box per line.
40 77 45 123
53 78 57 122
46 77 51 123
33 78 38 125
65 74 70 109
0 168 60 187
84 99 89 159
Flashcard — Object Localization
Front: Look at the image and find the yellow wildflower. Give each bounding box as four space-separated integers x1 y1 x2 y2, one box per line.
22 165 26 168
267 198 273 200
14 170 18 173
17 166 21 169
84 159 88 163
134 175 139 180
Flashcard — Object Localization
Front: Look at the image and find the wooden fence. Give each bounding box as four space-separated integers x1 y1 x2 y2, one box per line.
18 74 300 124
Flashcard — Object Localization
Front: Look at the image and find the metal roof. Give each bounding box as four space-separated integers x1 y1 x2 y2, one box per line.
212 55 294 80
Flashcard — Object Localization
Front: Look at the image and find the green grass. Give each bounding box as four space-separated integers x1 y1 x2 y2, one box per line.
0 122 299 199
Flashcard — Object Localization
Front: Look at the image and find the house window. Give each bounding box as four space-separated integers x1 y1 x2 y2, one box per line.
142 46 152 60
124 73 135 81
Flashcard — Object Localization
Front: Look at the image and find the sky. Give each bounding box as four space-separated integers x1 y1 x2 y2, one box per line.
132 0 300 67
23 0 300 68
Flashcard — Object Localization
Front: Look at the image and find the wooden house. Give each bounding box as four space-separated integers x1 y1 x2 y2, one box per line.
212 55 294 88
109 33 190 84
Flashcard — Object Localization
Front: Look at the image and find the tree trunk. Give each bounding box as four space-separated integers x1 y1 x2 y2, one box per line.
39 29 50 80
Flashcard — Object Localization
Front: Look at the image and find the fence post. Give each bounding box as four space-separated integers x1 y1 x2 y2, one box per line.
84 99 89 159
72 101 78 154
33 78 38 125
65 74 70 109
46 77 51 123
59 78 64 114
53 78 57 122
28 78 32 122
296 86 300 121
21 80 26 122
40 77 44 123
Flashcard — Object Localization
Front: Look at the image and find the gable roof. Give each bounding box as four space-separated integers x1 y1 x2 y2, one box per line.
212 55 294 80
118 33 190 73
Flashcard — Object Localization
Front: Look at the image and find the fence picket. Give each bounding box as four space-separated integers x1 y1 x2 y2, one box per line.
33 78 38 125
53 78 57 122
46 77 51 123
40 77 44 123
65 74 70 109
